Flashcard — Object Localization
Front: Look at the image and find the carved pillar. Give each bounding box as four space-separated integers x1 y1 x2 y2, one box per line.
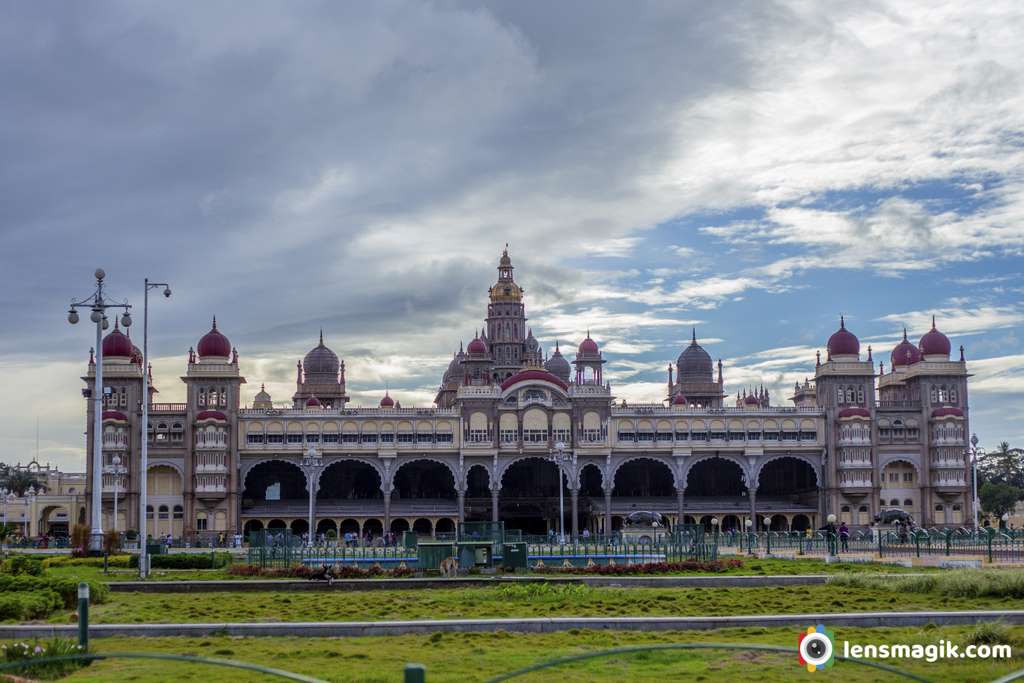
749 486 758 531
570 488 579 539
676 487 685 527
604 488 613 537
457 488 466 526
491 486 499 523
383 486 392 532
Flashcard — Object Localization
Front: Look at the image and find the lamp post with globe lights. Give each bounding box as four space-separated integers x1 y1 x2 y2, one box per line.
108 454 127 535
968 433 984 535
68 268 132 552
302 446 325 547
550 441 574 543
138 279 171 578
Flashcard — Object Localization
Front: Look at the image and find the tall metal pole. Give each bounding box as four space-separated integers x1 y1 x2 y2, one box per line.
970 435 981 535
112 472 118 534
91 288 105 552
139 280 150 577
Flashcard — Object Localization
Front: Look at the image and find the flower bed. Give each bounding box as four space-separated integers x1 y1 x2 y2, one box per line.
533 559 744 575
229 563 416 579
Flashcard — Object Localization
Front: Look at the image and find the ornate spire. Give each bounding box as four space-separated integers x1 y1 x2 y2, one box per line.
840 314 845 329
691 327 697 344
319 328 324 346
212 316 218 330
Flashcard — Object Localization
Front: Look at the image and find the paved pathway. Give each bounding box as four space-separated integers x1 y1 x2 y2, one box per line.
5 610 1022 640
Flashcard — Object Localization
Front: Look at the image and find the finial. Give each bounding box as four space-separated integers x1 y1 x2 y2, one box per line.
261 383 265 391
319 329 324 345
212 316 217 330
932 314 937 330
555 340 560 352
586 328 591 338
959 345 965 361
89 347 95 364
691 327 697 343
867 345 873 361
840 314 845 329
816 350 821 366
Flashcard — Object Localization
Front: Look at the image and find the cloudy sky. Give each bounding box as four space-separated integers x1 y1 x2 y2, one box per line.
2 1 1022 471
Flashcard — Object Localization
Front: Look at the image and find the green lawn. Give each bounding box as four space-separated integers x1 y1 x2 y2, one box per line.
41 582 1023 625
47 625 1024 682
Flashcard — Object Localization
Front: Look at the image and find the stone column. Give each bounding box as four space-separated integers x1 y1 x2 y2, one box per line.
457 488 466 526
491 486 499 523
570 488 579 539
749 486 757 531
383 487 392 532
604 488 613 537
676 487 685 527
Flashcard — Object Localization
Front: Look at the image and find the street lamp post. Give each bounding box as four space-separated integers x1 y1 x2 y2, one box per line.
550 441 572 544
67 269 132 552
1 488 10 527
302 447 325 547
27 486 37 538
969 433 985 535
138 279 171 578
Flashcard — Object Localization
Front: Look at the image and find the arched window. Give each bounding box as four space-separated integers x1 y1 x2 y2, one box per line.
840 505 850 512
196 512 208 531
890 498 899 506
903 499 913 507
172 505 184 519
146 505 154 519
935 504 944 512
949 388 957 404
930 387 938 403
858 505 868 513
158 505 169 519
198 389 206 407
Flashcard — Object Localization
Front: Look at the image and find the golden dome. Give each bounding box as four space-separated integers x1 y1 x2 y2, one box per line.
489 280 523 302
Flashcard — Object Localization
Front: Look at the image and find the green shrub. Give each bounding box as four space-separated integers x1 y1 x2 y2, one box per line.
3 555 43 576
497 583 591 603
0 576 108 608
1 638 89 678
828 570 1024 599
967 620 1014 646
0 591 63 620
41 555 132 569
129 552 231 570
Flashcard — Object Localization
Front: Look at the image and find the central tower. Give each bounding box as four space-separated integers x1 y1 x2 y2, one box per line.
486 246 527 381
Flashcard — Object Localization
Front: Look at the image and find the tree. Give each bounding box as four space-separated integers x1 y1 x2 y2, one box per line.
978 442 1024 489
979 481 1023 519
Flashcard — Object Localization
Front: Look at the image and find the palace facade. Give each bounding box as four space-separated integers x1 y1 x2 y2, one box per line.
83 249 974 542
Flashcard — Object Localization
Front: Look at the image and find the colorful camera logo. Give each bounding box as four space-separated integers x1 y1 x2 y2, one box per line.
798 624 835 672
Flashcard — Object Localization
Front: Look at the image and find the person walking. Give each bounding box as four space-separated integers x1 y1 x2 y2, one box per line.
838 521 849 552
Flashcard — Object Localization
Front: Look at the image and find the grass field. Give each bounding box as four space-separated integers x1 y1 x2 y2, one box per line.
37 580 1020 625
42 625 1024 682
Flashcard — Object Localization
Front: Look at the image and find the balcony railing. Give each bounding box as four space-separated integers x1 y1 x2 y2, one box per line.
195 434 229 448
149 403 187 412
876 400 922 410
102 434 129 449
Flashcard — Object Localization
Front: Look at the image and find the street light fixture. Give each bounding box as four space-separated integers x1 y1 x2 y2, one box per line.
138 278 171 578
550 441 573 544
108 454 127 535
968 433 985 535
302 446 325 547
67 268 132 552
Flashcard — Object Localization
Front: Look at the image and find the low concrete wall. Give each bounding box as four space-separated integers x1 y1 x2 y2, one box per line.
3 610 1020 640
109 573 918 593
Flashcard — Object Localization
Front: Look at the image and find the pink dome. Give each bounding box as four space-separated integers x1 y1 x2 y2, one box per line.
305 396 321 407
931 406 964 418
919 316 951 357
838 407 871 419
467 337 487 355
379 392 395 408
500 369 569 391
671 392 688 405
826 316 859 357
891 329 922 367
578 331 599 355
101 323 133 359
197 317 232 359
743 394 760 405
101 410 128 422
196 410 227 421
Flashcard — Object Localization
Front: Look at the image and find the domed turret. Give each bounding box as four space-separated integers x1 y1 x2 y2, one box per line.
826 316 860 358
467 336 488 355
253 384 272 409
303 331 340 380
379 391 395 408
197 317 232 361
578 331 599 356
676 329 713 383
891 329 922 367
305 396 321 408
544 341 571 383
671 392 688 406
101 321 133 361
919 316 951 359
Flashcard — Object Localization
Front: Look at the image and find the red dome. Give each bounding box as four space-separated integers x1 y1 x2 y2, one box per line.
931 406 964 418
919 317 951 357
197 317 232 359
826 316 859 357
743 394 760 405
578 331 599 355
305 396 321 407
130 344 143 365
196 410 227 421
671 392 688 405
838 407 871 419
101 323 133 359
500 369 569 391
891 329 922 367
101 410 128 421
467 337 487 355
379 392 395 408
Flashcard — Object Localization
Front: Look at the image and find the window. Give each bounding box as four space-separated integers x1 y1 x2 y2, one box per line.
709 431 726 440
287 434 303 444
762 431 778 441
247 434 265 444
903 499 913 507
935 504 944 512
799 430 817 441
858 506 868 513
500 429 518 444
397 433 416 444
322 433 339 443
656 431 673 441
158 505 169 520
435 433 453 444
267 434 285 444
305 433 320 443
361 433 378 443
196 514 208 531
617 431 636 442
173 505 184 519
637 431 655 442
146 505 154 520
890 498 899 506
674 431 690 441
841 505 850 512
746 431 762 441
523 429 547 443
691 431 708 441
379 433 394 443
342 433 359 443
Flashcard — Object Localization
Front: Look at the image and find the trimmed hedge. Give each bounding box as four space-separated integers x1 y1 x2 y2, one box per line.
129 552 232 570
2 555 44 576
0 591 62 621
41 555 132 569
0 576 108 608
533 559 744 575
